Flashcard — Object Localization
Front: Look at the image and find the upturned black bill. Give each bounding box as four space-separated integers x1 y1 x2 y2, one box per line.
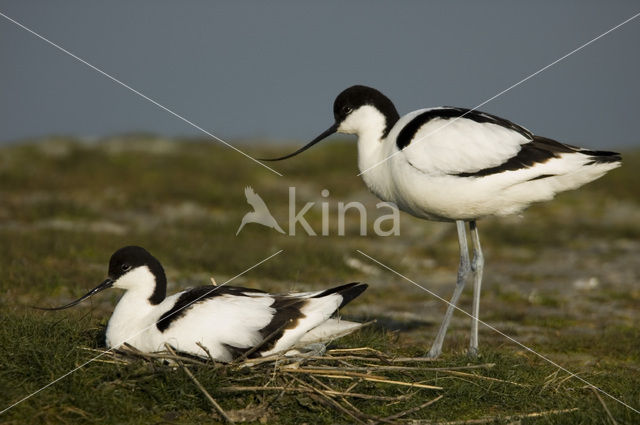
35 278 114 310
259 123 338 161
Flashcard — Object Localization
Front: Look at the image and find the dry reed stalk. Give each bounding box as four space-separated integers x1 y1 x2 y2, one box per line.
164 344 235 424
437 369 527 387
380 394 443 423
218 385 414 401
287 374 368 425
588 386 618 425
424 407 579 425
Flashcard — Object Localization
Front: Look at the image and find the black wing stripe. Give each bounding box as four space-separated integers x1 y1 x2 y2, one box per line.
456 136 580 178
396 107 533 150
454 136 621 178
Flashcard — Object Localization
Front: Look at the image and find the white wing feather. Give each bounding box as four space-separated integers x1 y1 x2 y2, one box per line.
396 109 531 176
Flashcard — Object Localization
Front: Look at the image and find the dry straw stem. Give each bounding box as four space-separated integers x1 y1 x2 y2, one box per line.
219 385 414 401
327 347 388 356
304 374 382 424
381 394 443 423
292 355 384 362
281 366 443 390
286 363 496 373
78 347 129 365
80 345 203 365
435 369 526 387
419 407 580 425
390 357 438 363
164 344 235 424
89 343 549 423
117 343 207 366
588 386 618 425
287 374 368 425
291 370 443 425
196 341 216 363
326 348 454 364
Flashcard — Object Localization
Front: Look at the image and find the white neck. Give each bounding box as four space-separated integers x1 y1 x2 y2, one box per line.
106 290 156 346
337 105 395 201
105 267 159 348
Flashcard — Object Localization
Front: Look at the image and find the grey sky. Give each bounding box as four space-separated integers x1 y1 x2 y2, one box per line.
1 1 639 149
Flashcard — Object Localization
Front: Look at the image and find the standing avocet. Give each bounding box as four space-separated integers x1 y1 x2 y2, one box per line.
262 85 621 358
40 246 368 362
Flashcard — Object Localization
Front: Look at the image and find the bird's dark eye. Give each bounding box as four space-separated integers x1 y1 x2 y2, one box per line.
121 263 131 272
342 106 353 116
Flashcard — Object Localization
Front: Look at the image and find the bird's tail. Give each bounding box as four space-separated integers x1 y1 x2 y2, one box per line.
311 282 368 309
579 148 622 166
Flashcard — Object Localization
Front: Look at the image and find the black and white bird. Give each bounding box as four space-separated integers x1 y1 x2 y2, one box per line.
40 246 368 362
262 85 622 358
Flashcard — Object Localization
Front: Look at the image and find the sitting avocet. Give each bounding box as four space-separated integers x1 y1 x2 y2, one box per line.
41 246 367 362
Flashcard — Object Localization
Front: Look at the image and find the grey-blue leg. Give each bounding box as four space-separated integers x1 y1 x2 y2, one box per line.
468 220 484 357
428 220 471 358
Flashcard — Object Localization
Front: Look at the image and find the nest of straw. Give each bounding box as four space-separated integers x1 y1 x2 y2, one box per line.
79 340 577 425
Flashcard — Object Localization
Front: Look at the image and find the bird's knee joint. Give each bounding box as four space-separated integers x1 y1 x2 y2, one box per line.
471 250 484 271
457 264 471 281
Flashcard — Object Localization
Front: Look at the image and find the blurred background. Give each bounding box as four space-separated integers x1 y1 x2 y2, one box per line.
1 0 639 149
1 2 639 423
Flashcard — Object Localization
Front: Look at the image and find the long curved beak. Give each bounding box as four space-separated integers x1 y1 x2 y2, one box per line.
34 278 114 310
259 123 338 161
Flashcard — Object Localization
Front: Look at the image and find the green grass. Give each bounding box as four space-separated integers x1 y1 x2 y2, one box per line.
0 137 639 424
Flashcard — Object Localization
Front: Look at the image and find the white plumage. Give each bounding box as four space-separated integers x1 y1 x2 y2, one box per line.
395 109 527 176
345 105 619 221
41 246 367 362
263 85 621 358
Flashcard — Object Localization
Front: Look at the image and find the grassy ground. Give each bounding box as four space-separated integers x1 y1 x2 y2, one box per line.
0 136 638 424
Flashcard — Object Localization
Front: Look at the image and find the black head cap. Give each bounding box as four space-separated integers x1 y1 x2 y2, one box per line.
108 246 167 304
333 85 400 136
258 85 400 162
